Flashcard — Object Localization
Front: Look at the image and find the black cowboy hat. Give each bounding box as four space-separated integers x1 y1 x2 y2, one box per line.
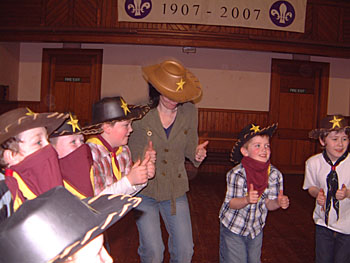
0 186 142 263
309 115 350 139
82 96 150 135
0 108 68 145
230 123 278 164
142 59 202 103
50 112 82 138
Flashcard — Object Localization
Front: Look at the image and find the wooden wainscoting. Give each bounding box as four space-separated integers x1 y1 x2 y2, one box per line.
195 108 269 174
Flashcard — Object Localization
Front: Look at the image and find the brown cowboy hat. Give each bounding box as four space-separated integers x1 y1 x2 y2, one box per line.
50 112 82 138
309 115 350 139
0 186 142 263
0 108 68 145
142 59 202 103
82 96 150 135
230 123 278 164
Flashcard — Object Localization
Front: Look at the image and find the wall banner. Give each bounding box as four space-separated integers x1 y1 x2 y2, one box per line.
117 0 307 33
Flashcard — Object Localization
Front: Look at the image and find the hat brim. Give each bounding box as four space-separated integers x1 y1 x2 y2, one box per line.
0 109 68 145
309 126 350 139
82 105 150 135
230 123 278 164
142 64 202 103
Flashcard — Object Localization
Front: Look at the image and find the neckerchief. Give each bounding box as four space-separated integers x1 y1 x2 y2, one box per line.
322 150 348 225
5 144 63 210
241 156 270 197
59 144 94 198
87 135 122 180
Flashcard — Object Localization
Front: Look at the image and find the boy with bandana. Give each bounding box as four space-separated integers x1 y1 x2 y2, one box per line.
82 96 156 196
303 115 350 263
0 108 67 211
219 123 289 263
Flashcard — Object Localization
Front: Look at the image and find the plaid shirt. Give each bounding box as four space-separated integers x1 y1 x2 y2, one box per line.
219 163 283 239
87 141 132 195
0 172 13 223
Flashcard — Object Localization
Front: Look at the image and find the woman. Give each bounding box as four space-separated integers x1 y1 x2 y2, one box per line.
128 59 208 263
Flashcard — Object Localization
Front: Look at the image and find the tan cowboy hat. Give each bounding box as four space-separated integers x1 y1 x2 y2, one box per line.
82 96 150 135
309 115 350 139
142 60 202 103
230 123 278 164
0 108 68 145
0 186 142 263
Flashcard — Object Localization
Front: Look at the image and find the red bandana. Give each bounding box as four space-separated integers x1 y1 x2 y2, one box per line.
241 156 270 197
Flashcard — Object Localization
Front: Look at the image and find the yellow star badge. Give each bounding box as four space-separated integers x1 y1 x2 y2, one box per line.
26 108 38 119
250 124 260 133
67 113 81 132
120 98 131 115
176 78 186 92
329 116 342 129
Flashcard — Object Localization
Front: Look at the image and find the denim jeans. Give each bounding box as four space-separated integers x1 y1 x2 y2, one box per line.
315 224 350 263
134 194 194 263
219 223 263 263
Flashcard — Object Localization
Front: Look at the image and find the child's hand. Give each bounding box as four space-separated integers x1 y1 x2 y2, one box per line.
336 184 348 200
317 188 326 210
277 190 289 209
127 157 149 185
195 141 208 162
247 184 259 204
144 141 156 163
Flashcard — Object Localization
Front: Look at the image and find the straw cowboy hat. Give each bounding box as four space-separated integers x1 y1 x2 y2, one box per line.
50 112 82 138
230 123 278 164
0 186 142 263
0 108 68 145
82 96 150 135
142 59 202 103
309 115 350 139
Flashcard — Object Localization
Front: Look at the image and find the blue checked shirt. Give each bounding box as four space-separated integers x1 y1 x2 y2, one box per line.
219 163 283 239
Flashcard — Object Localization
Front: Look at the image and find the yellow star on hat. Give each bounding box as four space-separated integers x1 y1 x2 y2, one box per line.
250 124 260 133
329 116 342 129
176 78 186 92
120 98 131 115
67 113 81 132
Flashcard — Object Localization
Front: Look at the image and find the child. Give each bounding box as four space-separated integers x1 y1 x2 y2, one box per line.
219 123 289 263
50 112 95 198
0 185 142 263
0 108 67 211
82 96 156 196
0 171 13 222
303 115 350 263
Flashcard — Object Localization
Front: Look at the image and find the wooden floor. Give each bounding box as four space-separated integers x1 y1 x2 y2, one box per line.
107 171 315 263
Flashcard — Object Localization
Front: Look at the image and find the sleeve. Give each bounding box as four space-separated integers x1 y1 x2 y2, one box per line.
0 179 13 222
303 157 318 190
224 167 246 204
99 176 146 196
267 167 283 200
184 104 200 167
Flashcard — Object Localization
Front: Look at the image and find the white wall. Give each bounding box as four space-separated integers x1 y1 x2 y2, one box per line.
1 42 350 115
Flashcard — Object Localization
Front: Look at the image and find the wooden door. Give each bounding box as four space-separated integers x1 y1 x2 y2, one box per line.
41 49 102 126
269 59 329 174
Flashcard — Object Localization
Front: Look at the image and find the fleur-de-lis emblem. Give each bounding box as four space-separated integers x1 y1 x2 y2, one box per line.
127 0 151 17
271 3 293 24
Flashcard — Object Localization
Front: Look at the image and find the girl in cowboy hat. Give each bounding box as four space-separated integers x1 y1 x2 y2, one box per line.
303 115 350 263
128 59 208 263
219 123 289 263
0 108 67 211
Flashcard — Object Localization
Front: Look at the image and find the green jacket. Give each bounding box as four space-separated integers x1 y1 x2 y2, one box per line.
128 102 200 213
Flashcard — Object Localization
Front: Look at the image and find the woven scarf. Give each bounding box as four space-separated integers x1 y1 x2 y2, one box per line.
241 156 270 196
322 150 348 225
